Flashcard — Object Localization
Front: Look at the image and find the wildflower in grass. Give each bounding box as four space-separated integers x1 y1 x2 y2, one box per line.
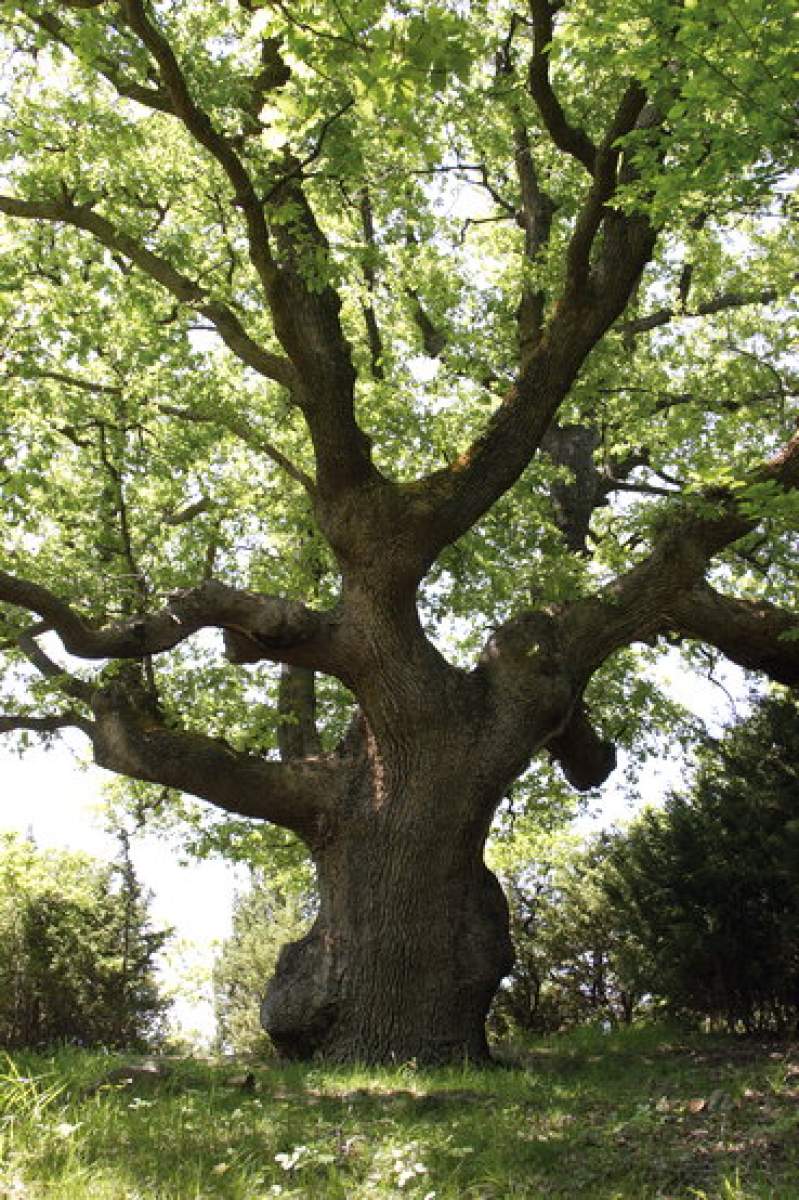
396 1160 428 1188
274 1144 308 1171
211 1162 230 1175
52 1121 81 1138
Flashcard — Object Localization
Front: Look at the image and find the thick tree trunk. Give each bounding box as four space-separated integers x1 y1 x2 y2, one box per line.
261 758 514 1065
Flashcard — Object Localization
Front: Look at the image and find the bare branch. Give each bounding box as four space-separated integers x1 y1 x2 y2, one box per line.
0 573 343 673
7 366 123 396
668 585 799 686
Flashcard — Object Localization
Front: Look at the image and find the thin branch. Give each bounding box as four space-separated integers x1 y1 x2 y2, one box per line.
25 11 172 113
121 0 278 300
157 403 315 494
358 187 385 382
0 712 93 735
262 99 356 205
620 283 788 336
7 365 123 396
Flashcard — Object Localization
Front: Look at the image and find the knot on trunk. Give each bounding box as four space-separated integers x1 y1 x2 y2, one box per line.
547 700 616 791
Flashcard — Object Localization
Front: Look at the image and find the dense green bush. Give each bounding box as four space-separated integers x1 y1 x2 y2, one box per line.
492 694 799 1037
602 694 799 1033
0 831 170 1049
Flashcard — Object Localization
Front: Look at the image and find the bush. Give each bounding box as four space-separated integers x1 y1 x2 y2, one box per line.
0 830 171 1049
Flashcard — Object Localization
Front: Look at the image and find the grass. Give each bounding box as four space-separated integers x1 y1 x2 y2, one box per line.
1 1025 798 1198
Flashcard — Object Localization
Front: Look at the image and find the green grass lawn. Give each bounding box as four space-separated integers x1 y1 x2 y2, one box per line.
2 1025 798 1199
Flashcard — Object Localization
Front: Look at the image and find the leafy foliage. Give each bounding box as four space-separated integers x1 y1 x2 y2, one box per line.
0 0 797 1062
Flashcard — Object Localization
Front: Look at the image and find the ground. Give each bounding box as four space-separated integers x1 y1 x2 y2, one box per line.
2 1026 798 1198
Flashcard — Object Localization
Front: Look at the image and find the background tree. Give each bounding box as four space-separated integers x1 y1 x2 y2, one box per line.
490 833 646 1037
0 0 796 1062
602 693 799 1034
0 831 171 1049
213 872 311 1058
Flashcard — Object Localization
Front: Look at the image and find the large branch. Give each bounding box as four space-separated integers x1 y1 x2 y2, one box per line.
0 574 342 673
559 428 799 675
401 74 657 568
476 429 799 786
90 687 340 841
528 0 597 173
668 586 799 686
0 193 296 387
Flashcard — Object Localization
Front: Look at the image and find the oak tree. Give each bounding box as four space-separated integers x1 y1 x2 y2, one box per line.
0 0 797 1062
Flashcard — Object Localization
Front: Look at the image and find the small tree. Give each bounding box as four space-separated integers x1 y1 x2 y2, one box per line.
603 694 799 1033
0 831 171 1049
491 837 645 1037
213 873 311 1057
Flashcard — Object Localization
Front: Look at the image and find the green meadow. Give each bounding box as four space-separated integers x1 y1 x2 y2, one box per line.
2 1026 798 1199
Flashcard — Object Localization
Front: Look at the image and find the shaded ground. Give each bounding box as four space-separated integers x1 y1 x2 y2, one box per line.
2 1025 798 1198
